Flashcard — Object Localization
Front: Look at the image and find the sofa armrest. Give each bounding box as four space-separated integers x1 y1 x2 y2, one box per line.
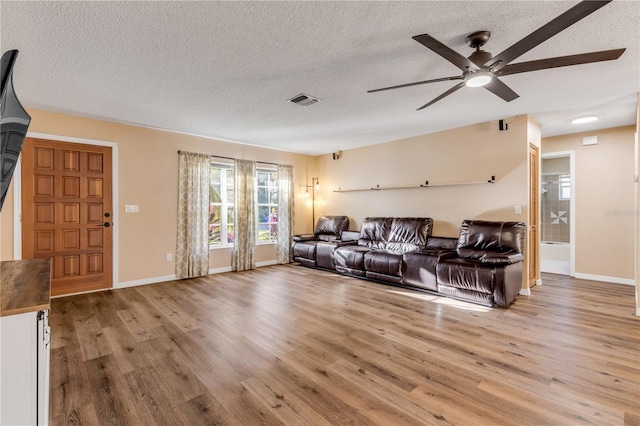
426 236 458 251
479 251 523 265
293 234 317 242
333 240 358 247
341 230 361 242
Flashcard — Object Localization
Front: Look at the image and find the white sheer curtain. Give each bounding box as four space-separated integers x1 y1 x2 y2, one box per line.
276 164 294 264
232 159 256 271
175 151 210 278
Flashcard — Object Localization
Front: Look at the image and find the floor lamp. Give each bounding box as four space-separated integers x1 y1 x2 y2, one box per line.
302 177 320 229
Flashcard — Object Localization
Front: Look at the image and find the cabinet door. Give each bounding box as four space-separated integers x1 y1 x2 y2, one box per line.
0 311 38 425
37 310 51 425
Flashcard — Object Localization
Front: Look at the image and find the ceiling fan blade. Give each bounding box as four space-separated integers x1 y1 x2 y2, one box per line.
413 34 480 72
484 78 519 102
486 1 612 71
416 82 466 110
497 48 626 76
368 75 463 93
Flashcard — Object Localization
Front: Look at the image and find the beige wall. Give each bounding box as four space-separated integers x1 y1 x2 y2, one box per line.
316 115 534 289
0 108 315 284
0 110 545 292
542 125 636 281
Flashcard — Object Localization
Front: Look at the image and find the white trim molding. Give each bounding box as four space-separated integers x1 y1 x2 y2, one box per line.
116 274 178 289
116 261 279 290
541 150 576 277
209 266 233 275
256 260 278 268
519 288 531 296
574 273 635 286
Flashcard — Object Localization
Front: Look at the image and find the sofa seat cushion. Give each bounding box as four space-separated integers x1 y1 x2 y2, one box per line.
292 240 319 260
436 258 495 295
334 245 371 275
364 249 404 278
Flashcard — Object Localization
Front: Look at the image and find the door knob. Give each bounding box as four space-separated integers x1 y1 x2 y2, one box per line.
98 222 111 228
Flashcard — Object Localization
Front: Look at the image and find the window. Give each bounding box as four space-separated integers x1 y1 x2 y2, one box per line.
256 168 278 244
559 174 571 200
209 163 234 247
209 164 278 247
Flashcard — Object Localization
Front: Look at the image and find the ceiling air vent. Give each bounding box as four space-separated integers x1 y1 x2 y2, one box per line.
286 93 321 107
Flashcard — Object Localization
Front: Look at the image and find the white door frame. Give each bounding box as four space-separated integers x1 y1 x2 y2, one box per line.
541 150 576 277
14 132 119 288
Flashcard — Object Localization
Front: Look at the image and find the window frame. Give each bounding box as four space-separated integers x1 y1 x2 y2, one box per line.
209 162 235 249
255 167 278 245
559 174 571 200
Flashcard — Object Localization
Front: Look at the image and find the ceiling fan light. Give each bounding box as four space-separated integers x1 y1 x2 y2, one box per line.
464 71 493 87
571 115 599 124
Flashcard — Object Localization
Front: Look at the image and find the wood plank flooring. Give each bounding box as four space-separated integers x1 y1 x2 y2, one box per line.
49 266 640 425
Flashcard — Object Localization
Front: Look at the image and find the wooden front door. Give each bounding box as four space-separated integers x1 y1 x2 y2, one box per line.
22 138 113 296
529 143 540 287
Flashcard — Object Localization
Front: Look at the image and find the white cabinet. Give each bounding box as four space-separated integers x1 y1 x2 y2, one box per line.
0 309 50 425
0 258 51 426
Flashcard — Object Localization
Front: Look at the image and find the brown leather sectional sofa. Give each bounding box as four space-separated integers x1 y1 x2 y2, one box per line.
292 216 526 308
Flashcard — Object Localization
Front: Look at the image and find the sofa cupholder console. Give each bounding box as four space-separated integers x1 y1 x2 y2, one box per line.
293 217 526 308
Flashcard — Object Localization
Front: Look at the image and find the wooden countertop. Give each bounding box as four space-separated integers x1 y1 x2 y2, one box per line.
0 258 51 317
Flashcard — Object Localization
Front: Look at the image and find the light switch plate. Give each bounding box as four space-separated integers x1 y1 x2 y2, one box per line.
125 204 139 213
514 205 522 215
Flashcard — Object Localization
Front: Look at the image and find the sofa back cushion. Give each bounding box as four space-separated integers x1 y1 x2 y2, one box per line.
314 216 349 241
456 220 526 259
387 217 433 252
358 217 393 249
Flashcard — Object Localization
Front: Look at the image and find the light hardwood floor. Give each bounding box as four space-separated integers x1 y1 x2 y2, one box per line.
49 265 640 425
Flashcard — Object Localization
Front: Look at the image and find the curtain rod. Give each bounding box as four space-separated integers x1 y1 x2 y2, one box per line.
177 151 279 166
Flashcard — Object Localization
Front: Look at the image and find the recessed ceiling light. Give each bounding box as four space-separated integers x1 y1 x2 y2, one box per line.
571 116 599 124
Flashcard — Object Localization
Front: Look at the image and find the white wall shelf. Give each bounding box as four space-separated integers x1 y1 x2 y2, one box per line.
333 176 496 193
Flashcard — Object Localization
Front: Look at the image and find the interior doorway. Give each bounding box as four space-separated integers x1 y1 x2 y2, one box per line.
540 150 576 277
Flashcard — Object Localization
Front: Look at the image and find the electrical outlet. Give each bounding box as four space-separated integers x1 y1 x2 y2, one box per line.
125 204 139 213
166 253 172 262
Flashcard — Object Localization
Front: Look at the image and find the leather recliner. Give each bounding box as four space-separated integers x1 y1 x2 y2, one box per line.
292 216 350 267
436 220 526 307
334 217 433 282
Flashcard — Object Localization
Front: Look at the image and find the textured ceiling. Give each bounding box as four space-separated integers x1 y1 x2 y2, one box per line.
2 1 638 155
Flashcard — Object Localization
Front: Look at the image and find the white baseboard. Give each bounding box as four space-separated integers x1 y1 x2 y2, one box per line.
540 259 570 276
536 278 542 286
637 308 640 317
256 260 278 267
116 260 280 289
519 288 531 296
116 274 178 289
209 266 233 274
574 273 635 286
